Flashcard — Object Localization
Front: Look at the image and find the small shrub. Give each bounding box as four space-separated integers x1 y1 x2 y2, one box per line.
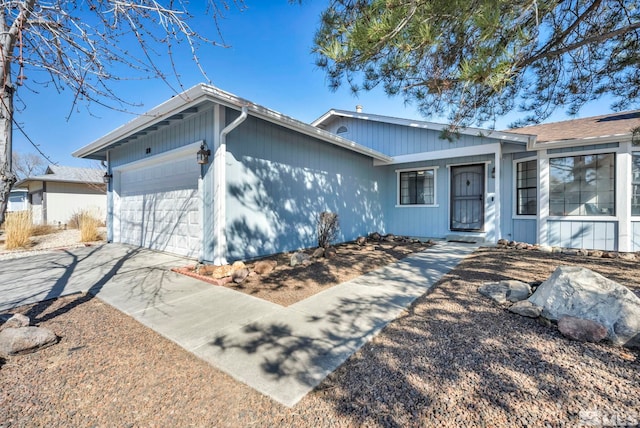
68 212 81 229
31 224 56 236
78 211 103 242
317 211 339 248
4 211 32 249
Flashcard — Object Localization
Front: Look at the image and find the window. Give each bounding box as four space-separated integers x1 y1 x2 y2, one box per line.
549 153 615 216
632 153 640 215
399 169 435 205
516 160 537 215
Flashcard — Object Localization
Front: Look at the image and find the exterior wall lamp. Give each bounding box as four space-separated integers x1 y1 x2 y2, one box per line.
103 172 113 184
197 142 211 164
491 167 495 179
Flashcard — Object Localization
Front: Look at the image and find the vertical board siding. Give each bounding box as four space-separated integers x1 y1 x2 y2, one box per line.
326 117 493 156
382 154 494 239
223 113 385 261
547 220 617 250
513 219 537 243
110 106 215 168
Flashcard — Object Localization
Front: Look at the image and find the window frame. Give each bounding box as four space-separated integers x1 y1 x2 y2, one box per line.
548 151 616 218
395 166 439 208
513 158 538 218
631 151 640 217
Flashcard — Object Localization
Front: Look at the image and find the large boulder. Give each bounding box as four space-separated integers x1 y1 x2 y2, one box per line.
528 266 640 348
478 280 532 304
0 327 58 357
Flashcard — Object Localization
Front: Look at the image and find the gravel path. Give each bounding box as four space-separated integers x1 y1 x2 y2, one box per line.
1 247 639 426
0 229 106 261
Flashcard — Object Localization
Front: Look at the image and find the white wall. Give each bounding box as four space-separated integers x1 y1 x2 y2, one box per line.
45 182 106 226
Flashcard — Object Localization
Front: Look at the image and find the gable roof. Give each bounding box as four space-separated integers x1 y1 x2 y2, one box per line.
508 110 640 147
312 109 535 145
15 165 104 187
73 84 393 164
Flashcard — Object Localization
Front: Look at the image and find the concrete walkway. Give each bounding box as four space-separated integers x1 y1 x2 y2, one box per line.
0 242 476 407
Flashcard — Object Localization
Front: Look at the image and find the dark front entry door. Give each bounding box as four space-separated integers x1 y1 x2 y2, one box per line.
450 164 485 231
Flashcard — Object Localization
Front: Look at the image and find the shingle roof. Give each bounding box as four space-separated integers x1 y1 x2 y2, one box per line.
17 165 104 186
508 110 640 143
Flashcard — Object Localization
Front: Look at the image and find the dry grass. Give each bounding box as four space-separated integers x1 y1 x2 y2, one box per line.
3 211 32 249
78 211 103 242
31 224 56 236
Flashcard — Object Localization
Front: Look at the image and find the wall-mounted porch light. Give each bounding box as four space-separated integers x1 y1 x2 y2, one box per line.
491 167 496 179
103 172 113 184
197 142 211 164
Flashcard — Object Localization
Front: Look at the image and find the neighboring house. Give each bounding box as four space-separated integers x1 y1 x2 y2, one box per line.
7 188 28 212
71 83 640 262
16 165 107 226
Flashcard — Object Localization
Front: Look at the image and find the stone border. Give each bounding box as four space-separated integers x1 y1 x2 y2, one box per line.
495 239 638 260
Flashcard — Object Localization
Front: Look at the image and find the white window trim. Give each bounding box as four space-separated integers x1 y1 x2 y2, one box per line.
547 150 617 218
512 156 537 219
395 166 439 207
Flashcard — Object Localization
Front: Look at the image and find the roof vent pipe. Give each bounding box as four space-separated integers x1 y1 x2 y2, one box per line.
356 105 363 113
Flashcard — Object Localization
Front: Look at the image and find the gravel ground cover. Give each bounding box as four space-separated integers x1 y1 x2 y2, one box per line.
1 246 639 427
178 239 434 306
0 228 106 261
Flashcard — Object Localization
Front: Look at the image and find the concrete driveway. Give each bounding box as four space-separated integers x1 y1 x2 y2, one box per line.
0 242 476 406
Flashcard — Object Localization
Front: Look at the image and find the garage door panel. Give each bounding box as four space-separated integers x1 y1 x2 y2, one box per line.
117 155 201 258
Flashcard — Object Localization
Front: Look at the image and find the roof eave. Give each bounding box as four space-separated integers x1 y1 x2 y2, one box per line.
527 133 632 150
74 85 393 164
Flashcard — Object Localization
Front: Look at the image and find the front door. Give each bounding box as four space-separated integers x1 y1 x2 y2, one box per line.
450 164 485 231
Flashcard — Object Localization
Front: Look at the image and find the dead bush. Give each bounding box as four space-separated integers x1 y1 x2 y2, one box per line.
31 224 56 236
317 211 339 248
4 211 32 249
78 211 103 242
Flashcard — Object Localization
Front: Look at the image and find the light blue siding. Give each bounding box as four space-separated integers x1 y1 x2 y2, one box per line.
382 154 496 240
110 106 215 168
547 220 617 250
325 117 496 156
220 113 385 261
513 219 537 243
547 142 619 155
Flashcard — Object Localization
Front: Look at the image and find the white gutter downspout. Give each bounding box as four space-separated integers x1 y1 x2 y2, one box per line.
213 105 248 265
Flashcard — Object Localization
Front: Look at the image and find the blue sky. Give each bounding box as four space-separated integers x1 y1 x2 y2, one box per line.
13 1 613 169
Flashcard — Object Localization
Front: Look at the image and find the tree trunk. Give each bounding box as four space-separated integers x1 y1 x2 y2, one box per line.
0 81 16 226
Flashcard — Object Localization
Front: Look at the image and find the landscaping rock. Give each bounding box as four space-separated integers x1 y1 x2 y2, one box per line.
0 313 30 331
537 245 552 253
589 250 604 258
528 266 640 348
325 247 337 258
576 249 589 256
619 252 636 260
290 252 311 267
312 248 325 258
198 264 234 278
231 261 246 270
602 251 618 259
515 243 528 250
0 327 58 357
478 280 532 304
253 260 277 275
383 234 395 242
368 232 381 241
558 316 608 343
231 268 250 284
509 301 543 318
355 236 367 246
497 239 509 246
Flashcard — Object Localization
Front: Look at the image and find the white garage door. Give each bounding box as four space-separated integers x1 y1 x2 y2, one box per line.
115 155 201 258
